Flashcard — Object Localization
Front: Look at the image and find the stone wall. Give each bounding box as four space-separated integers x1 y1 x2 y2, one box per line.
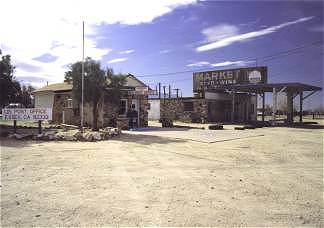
52 92 72 123
57 91 149 129
139 95 149 127
160 98 208 123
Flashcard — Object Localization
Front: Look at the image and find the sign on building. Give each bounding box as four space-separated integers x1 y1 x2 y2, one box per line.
193 66 267 92
2 108 52 121
129 86 155 95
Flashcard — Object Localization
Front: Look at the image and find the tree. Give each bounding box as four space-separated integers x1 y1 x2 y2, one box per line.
105 68 126 105
65 57 106 130
19 85 35 107
65 60 127 130
0 49 21 108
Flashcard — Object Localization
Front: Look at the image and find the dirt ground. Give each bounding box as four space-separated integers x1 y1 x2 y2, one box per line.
1 122 323 226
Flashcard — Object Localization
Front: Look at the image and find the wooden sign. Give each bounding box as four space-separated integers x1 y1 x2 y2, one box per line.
2 108 52 121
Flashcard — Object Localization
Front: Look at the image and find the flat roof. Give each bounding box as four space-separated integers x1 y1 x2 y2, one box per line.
207 82 322 93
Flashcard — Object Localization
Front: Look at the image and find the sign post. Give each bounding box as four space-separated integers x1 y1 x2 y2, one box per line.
13 120 17 133
2 108 52 134
38 120 42 134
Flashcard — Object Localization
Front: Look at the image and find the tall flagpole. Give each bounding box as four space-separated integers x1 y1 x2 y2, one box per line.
81 21 85 132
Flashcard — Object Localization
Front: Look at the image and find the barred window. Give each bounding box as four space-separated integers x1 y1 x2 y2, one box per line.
183 102 194 111
119 99 127 116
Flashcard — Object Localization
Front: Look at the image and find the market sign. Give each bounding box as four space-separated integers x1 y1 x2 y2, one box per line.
193 66 267 91
2 108 52 121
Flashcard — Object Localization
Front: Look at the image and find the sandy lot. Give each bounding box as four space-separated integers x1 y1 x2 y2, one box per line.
1 124 323 226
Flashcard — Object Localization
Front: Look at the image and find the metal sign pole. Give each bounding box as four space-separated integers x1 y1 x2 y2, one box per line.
38 120 42 134
13 120 17 134
81 21 85 132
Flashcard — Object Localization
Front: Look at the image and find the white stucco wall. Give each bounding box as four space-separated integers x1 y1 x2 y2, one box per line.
34 92 54 108
205 92 231 100
148 99 160 120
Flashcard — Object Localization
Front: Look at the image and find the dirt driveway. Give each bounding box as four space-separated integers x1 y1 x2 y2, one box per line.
1 126 323 226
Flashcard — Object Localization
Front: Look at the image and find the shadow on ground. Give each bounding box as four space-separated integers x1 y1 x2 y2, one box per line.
115 133 187 145
287 124 324 129
0 138 54 148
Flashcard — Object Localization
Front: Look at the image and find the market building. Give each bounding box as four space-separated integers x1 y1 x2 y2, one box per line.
148 66 321 124
33 74 151 129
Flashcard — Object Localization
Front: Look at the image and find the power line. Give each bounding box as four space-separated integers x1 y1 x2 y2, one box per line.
136 40 322 79
154 43 323 85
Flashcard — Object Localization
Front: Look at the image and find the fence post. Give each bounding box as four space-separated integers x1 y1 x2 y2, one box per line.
38 120 42 134
13 120 17 134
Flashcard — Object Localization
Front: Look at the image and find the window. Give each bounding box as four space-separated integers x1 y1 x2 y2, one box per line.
183 101 194 111
147 103 151 110
119 99 127 116
66 98 73 108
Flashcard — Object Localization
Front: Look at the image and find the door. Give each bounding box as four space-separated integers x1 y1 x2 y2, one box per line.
131 99 140 127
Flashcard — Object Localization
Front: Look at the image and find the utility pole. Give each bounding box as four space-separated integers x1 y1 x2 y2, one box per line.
163 86 166 99
158 83 161 99
81 21 85 133
174 88 180 98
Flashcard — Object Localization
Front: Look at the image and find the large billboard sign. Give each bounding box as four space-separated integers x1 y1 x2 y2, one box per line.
2 108 52 121
193 66 267 91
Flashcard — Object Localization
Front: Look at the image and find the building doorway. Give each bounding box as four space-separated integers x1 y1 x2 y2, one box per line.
131 99 140 127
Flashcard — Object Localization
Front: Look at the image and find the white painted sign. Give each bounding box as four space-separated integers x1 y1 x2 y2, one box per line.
135 86 149 92
130 87 154 95
248 70 262 84
2 108 52 120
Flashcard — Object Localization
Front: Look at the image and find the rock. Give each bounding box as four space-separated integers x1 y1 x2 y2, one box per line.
82 131 103 141
82 132 94 141
209 124 223 130
101 127 120 139
160 118 173 128
92 132 102 141
9 133 33 140
54 129 81 141
0 131 10 137
243 125 255 129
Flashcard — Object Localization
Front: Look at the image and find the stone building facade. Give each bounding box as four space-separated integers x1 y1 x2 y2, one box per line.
159 98 208 123
33 74 150 129
149 92 257 123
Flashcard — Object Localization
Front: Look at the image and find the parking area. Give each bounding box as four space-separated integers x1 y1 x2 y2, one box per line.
1 124 323 226
125 127 265 143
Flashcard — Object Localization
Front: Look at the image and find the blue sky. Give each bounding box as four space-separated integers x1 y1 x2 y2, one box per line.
0 0 323 109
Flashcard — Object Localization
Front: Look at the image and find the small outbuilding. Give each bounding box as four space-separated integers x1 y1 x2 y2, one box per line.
33 74 151 129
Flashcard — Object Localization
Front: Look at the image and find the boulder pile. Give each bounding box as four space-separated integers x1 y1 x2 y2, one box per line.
5 127 120 142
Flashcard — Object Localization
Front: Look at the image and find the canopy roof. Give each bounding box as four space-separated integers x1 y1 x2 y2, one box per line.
207 82 322 93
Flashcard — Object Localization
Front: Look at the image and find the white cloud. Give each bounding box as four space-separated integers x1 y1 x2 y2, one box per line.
119 49 135 54
108 58 128 64
0 0 197 87
201 24 239 42
186 61 210 67
159 49 172 54
186 60 254 68
196 16 314 52
211 60 254 67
